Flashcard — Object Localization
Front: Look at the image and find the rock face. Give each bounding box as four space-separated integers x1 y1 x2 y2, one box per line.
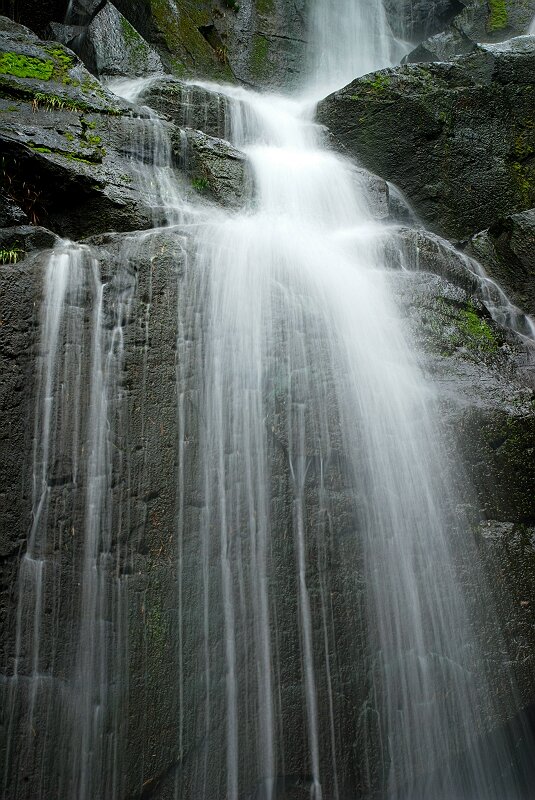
317 37 535 240
1 5 535 800
466 209 535 316
9 0 309 88
177 128 249 208
77 2 164 77
111 0 307 88
407 0 535 61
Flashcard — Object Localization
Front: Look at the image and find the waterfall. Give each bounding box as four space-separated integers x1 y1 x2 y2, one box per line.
5 0 535 798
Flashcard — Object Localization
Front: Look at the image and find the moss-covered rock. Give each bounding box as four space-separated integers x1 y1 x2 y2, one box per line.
78 2 164 78
317 37 535 240
407 0 535 63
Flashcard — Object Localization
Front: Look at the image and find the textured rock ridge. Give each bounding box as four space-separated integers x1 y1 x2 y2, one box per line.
317 37 535 240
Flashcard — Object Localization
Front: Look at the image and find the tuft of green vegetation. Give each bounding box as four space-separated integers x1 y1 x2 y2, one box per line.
191 176 209 192
487 0 508 32
0 247 23 264
457 303 498 352
0 52 54 80
363 73 391 93
224 0 240 9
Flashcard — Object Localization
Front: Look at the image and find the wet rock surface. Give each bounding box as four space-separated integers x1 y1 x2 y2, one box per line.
1 4 535 800
317 37 535 240
177 127 249 209
77 2 164 78
407 0 535 62
466 208 535 317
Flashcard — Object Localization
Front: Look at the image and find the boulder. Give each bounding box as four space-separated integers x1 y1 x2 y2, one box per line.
466 208 535 316
137 76 231 138
110 0 307 88
317 37 535 240
407 0 535 62
77 2 164 77
0 18 170 237
176 127 249 209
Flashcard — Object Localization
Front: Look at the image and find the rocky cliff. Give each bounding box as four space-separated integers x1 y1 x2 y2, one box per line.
1 2 535 799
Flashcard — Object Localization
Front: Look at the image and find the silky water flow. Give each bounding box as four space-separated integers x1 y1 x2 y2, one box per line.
3 0 535 798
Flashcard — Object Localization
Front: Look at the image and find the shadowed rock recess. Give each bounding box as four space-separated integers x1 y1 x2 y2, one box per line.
1 2 535 800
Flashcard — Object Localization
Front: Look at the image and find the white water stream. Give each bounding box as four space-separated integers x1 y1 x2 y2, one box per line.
4 1 535 799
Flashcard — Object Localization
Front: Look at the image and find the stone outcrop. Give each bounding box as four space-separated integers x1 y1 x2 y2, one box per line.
0 19 250 237
177 127 249 208
317 36 535 240
1 4 535 800
72 2 164 78
407 0 535 62
466 209 535 316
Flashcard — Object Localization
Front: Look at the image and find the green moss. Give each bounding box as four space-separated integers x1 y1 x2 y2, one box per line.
457 303 498 352
511 161 534 206
28 140 101 164
249 34 270 79
487 0 508 32
513 130 534 160
120 15 152 67
256 0 274 14
363 73 391 93
0 52 54 80
44 47 75 70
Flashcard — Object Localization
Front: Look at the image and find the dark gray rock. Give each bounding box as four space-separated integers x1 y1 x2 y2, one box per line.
407 0 535 63
0 192 28 227
45 21 86 49
385 0 461 41
177 127 249 208
0 15 39 40
65 0 103 25
0 225 59 259
138 76 231 138
317 38 535 240
79 2 163 77
406 27 477 62
0 22 176 237
466 208 535 316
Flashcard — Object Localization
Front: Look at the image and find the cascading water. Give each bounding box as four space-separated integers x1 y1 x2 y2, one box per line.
4 0 535 799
